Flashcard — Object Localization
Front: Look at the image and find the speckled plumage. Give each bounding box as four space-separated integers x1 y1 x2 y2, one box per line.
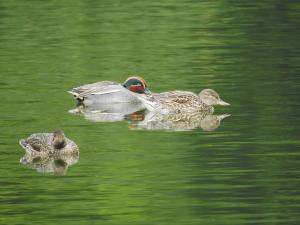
136 89 229 114
20 151 79 175
129 111 230 131
19 131 79 156
153 91 213 113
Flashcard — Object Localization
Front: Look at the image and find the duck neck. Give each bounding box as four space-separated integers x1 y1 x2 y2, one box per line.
53 136 66 150
198 98 214 113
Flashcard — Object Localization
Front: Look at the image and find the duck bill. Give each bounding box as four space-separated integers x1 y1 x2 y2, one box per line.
217 114 231 120
217 99 230 106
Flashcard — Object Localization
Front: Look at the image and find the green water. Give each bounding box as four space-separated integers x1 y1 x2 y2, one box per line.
1 0 300 224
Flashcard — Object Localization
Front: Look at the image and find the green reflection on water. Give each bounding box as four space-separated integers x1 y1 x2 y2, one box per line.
1 0 300 224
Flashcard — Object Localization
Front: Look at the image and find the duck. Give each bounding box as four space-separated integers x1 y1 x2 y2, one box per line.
68 76 151 107
19 130 79 156
136 89 230 114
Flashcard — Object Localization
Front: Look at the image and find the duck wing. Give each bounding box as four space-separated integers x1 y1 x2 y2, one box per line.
19 133 52 153
68 81 118 99
154 91 199 104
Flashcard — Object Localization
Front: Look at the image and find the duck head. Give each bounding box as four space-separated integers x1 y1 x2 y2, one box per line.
200 114 231 131
53 130 66 150
53 159 68 176
199 89 230 106
123 76 151 95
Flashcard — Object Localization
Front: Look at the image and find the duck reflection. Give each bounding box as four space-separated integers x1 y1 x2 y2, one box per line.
127 111 230 131
20 152 79 176
69 105 230 131
69 102 145 122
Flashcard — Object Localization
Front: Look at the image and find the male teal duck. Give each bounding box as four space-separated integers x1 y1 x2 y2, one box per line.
136 89 230 114
68 76 151 106
19 130 79 156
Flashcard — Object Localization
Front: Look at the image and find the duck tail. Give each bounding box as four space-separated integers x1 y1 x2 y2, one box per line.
19 139 28 149
67 91 84 101
19 139 33 155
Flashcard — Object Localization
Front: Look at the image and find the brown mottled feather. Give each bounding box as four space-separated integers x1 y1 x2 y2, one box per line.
153 91 213 113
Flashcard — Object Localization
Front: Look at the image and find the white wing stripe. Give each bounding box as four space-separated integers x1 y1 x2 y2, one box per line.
91 89 121 95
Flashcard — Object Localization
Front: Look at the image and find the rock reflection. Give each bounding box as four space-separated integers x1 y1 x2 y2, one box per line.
20 152 79 176
70 105 229 131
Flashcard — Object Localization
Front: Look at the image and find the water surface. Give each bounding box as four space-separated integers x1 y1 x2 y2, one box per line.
1 1 300 224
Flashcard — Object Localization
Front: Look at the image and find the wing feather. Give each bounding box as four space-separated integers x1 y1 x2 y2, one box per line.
68 81 120 99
